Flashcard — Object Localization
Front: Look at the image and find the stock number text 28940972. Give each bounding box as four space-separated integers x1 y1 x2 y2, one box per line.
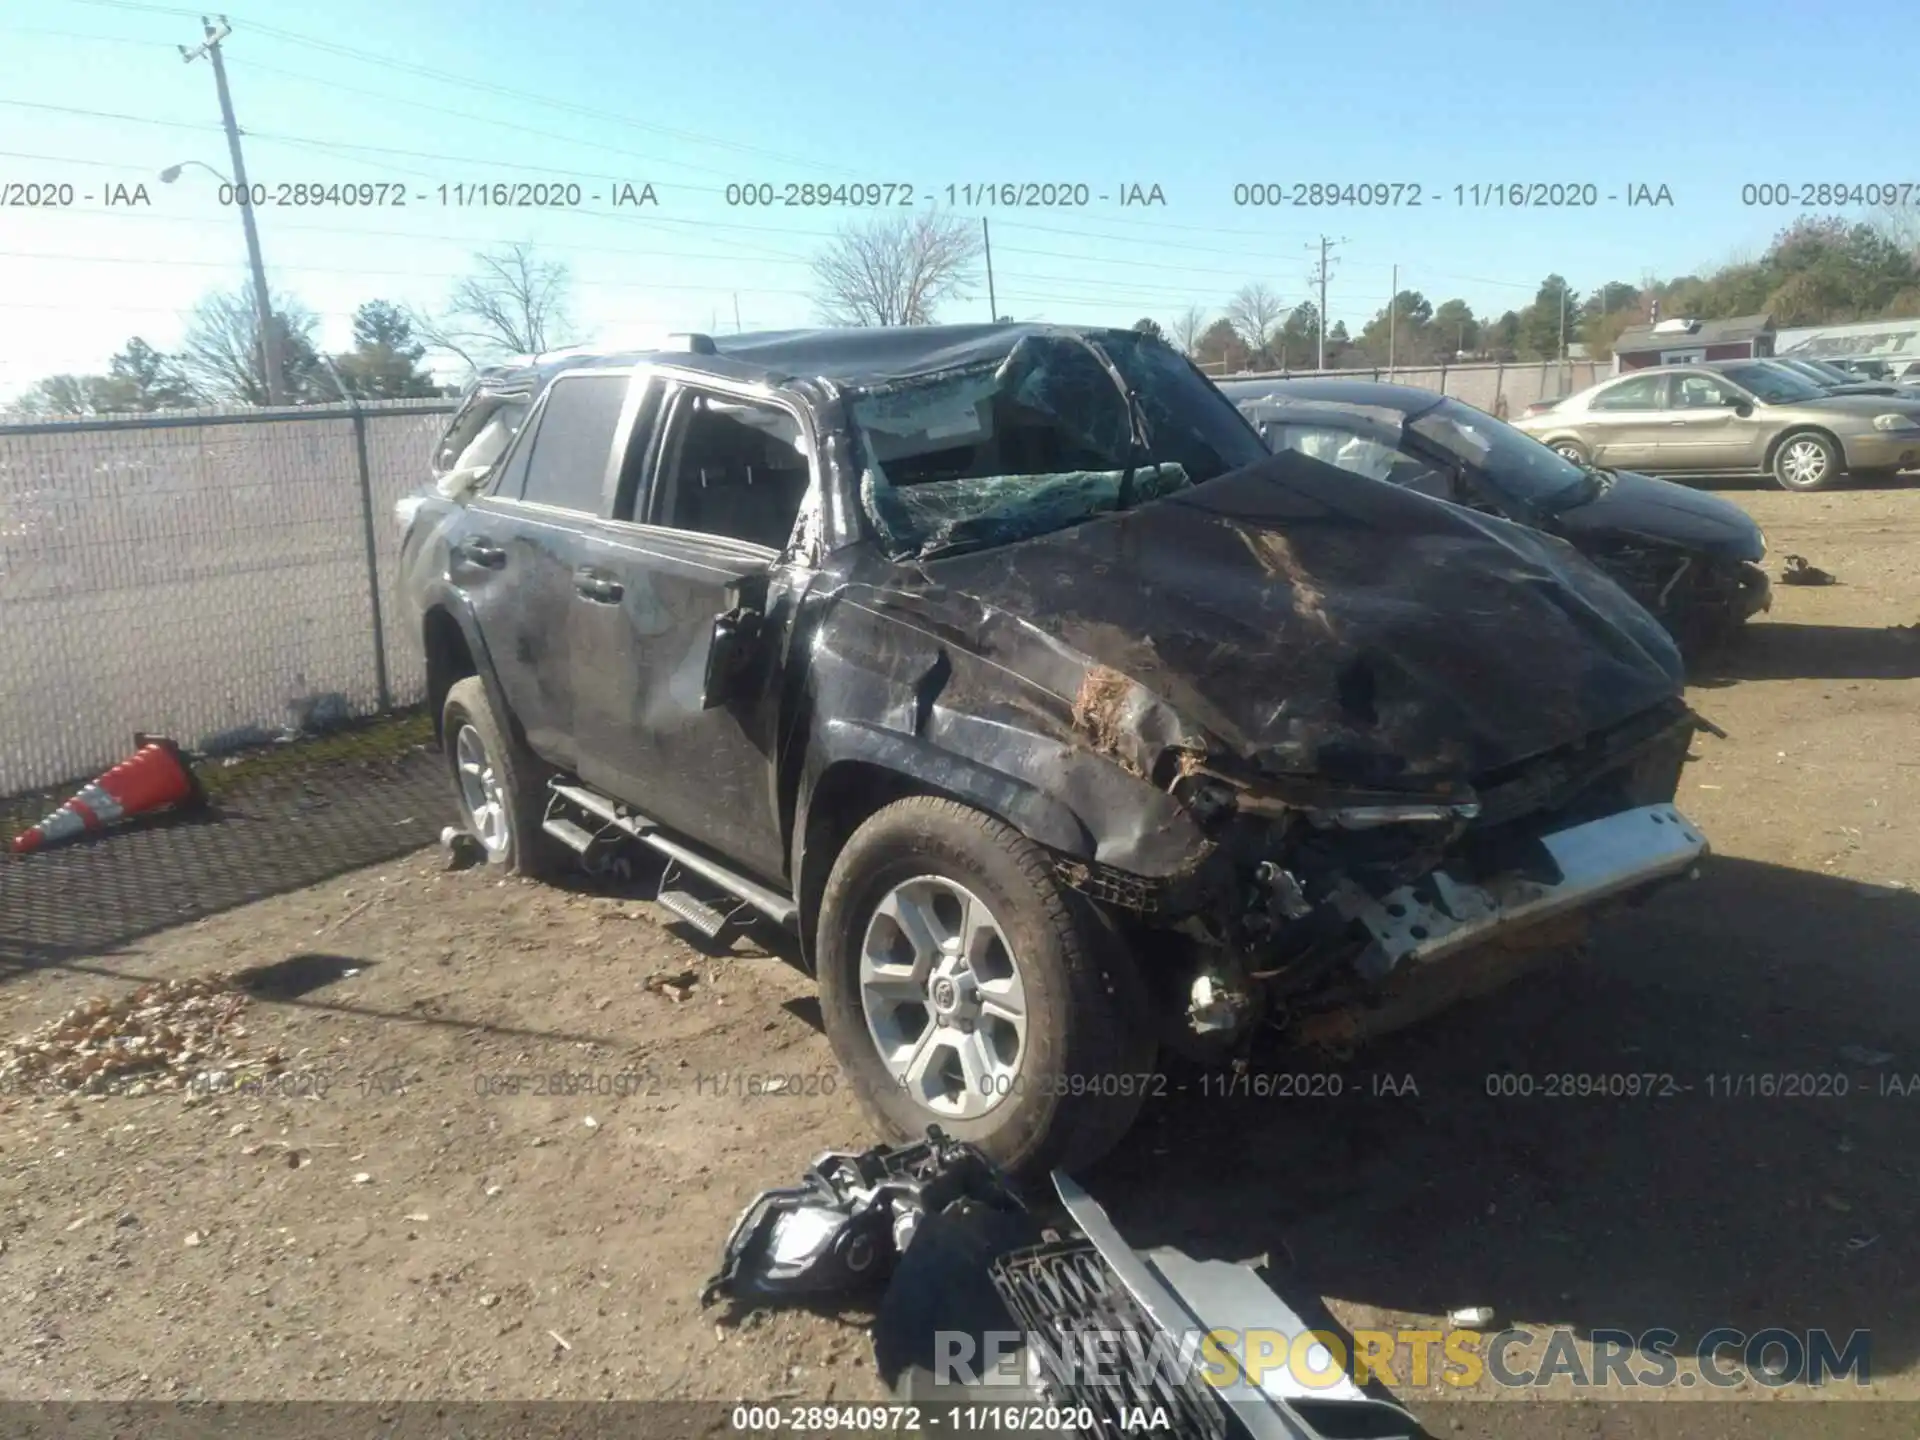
1231 182 1676 208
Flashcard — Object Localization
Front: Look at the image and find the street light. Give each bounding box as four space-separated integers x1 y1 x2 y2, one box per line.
159 156 284 405
158 159 230 186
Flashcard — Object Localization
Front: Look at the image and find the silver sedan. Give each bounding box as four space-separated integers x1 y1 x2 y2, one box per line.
1513 360 1920 491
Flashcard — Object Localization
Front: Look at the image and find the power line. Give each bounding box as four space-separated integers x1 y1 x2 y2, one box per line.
0 21 174 46
0 248 822 296
55 0 860 175
0 97 222 131
226 57 743 185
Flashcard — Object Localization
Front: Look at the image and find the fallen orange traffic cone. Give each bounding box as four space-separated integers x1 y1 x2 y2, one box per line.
10 734 205 855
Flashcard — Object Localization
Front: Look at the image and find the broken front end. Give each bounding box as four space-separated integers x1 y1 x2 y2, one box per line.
1584 540 1772 656
1060 698 1709 1061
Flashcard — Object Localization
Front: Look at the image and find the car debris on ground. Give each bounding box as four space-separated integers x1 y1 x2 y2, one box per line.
1780 554 1838 585
704 1129 1423 1440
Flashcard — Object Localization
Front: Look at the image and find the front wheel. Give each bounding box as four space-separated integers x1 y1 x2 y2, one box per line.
1549 439 1590 465
441 676 563 876
1771 431 1840 491
815 797 1155 1179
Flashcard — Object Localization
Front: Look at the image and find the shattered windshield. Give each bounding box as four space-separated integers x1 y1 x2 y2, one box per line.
851 330 1268 560
1410 397 1593 511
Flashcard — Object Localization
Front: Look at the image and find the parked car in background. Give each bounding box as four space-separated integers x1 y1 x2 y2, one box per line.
398 323 1708 1176
1767 356 1905 397
1828 358 1895 382
1511 360 1920 490
1236 379 1771 654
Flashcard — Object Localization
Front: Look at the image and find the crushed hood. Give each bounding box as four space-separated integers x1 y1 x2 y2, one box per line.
894 450 1687 787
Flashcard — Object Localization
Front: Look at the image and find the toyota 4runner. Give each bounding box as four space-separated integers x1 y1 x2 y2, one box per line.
398 323 1712 1177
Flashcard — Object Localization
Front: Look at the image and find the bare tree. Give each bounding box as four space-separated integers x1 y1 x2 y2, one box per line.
812 209 984 326
1169 305 1210 355
1874 202 1920 258
1226 283 1288 361
175 287 325 404
414 242 576 371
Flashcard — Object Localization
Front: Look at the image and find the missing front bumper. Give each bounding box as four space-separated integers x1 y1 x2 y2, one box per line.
1332 803 1708 979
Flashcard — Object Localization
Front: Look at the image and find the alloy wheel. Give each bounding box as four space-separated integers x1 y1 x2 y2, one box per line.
454 723 509 857
1779 437 1830 488
858 875 1028 1120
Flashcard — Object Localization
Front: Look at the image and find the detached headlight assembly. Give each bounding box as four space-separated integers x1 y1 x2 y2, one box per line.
1872 413 1920 432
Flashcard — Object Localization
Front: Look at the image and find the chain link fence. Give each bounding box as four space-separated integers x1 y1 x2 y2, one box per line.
1203 359 1609 413
0 399 456 798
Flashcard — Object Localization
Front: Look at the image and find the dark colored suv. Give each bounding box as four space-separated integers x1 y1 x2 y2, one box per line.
399 324 1710 1177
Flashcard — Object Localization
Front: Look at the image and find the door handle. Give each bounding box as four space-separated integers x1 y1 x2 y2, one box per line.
574 568 624 603
454 538 506 569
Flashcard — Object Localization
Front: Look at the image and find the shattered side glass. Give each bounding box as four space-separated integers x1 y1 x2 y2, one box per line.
850 332 1258 560
433 393 532 498
1411 398 1591 511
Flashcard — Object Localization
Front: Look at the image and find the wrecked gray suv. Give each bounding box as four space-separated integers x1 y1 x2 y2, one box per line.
399 324 1710 1178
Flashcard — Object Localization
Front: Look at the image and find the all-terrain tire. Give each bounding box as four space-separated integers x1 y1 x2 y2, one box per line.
815 796 1156 1180
440 675 565 877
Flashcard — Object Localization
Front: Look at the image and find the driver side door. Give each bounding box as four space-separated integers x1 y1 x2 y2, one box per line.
568 379 814 884
1660 371 1765 472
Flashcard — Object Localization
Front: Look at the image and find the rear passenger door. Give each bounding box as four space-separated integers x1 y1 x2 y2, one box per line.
569 380 815 884
458 369 631 772
1579 372 1669 470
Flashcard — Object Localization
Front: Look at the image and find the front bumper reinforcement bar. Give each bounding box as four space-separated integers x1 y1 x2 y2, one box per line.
1333 803 1709 977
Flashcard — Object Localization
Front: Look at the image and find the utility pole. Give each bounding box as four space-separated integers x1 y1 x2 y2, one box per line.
981 217 998 321
1387 263 1398 374
1307 235 1346 369
181 16 283 405
733 294 742 333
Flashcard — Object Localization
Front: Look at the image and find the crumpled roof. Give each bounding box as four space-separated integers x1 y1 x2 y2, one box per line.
707 324 1139 387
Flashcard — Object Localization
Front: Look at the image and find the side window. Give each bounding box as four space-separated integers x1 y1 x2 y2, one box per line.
515 374 629 513
1590 374 1665 411
1270 424 1443 492
1673 374 1735 409
650 391 811 551
433 393 531 492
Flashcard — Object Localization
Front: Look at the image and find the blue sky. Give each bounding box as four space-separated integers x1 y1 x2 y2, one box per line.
1 0 1913 396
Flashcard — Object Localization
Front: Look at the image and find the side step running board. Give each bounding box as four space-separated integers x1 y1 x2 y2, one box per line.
540 814 599 854
545 780 798 931
655 888 729 939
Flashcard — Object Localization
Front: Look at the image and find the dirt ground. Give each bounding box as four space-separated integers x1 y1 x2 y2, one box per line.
3 484 1918 1437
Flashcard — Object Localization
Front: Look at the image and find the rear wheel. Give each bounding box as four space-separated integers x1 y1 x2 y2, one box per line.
441 676 563 876
1771 431 1840 491
815 796 1154 1179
